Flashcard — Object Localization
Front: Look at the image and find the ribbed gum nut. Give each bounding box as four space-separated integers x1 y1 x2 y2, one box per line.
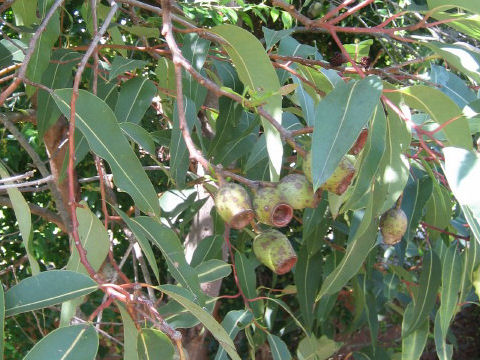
278 174 318 209
323 156 356 195
253 229 297 275
214 183 254 229
380 208 408 245
302 151 313 183
349 128 368 155
253 186 293 227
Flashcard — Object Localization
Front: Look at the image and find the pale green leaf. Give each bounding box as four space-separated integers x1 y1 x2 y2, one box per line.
268 334 292 360
109 57 147 80
196 259 232 283
0 283 4 358
430 64 477 108
214 310 253 360
120 122 156 155
120 25 160 38
117 302 139 360
211 24 283 181
115 77 157 124
311 76 382 190
439 243 462 335
11 0 37 26
235 252 263 317
5 271 98 316
159 284 241 360
297 335 341 360
0 163 39 275
137 328 175 360
53 88 161 216
0 39 27 68
434 311 453 360
24 324 98 360
262 27 294 50
401 303 429 360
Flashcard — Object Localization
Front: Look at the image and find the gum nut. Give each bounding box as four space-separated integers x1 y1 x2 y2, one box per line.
380 208 408 245
278 174 318 209
214 183 254 229
323 156 356 195
253 186 293 227
253 229 297 275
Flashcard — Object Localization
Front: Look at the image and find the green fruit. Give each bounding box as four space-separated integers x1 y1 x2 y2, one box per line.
215 183 254 229
302 152 356 195
278 174 318 209
323 155 356 195
379 208 408 245
253 229 297 275
307 1 323 19
253 185 293 227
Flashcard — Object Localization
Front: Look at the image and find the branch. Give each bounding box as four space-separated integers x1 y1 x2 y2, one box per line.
0 196 67 232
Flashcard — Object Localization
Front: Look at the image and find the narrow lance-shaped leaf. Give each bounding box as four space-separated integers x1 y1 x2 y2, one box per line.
401 177 433 242
109 57 147 80
404 250 442 336
342 103 387 211
235 252 263 318
132 216 204 304
311 75 382 190
5 271 98 317
0 163 39 275
214 310 253 360
53 89 161 216
137 328 175 360
196 259 232 284
117 302 139 360
268 334 292 360
114 77 157 124
399 85 472 149
159 284 241 360
430 64 477 109
60 205 110 326
439 243 462 337
316 190 378 301
434 311 454 360
401 303 429 360
211 24 283 181
23 324 98 360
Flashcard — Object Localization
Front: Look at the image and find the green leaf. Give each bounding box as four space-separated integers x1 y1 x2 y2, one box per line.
131 216 204 303
156 57 176 102
430 65 477 108
23 324 98 360
401 177 433 242
120 25 160 38
117 302 139 360
0 163 39 275
170 97 198 188
404 251 441 335
292 76 315 126
427 0 480 14
431 12 480 41
399 85 472 149
120 122 156 155
196 259 232 283
443 147 480 234
53 88 161 216
376 112 410 214
159 284 241 360
401 303 429 360
297 335 341 360
5 270 97 316
342 104 387 211
115 77 157 124
68 205 110 275
235 252 263 317
425 41 480 84
11 0 37 26
25 0 60 97
60 205 110 326
439 243 462 335
37 50 79 138
424 184 452 240
137 328 175 360
295 244 322 331
434 311 454 360
209 98 243 158
311 76 383 190
109 57 147 80
0 39 27 68
211 24 283 181
214 310 253 360
0 283 4 358
181 33 210 110
191 235 224 267
268 334 292 360
262 27 294 50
